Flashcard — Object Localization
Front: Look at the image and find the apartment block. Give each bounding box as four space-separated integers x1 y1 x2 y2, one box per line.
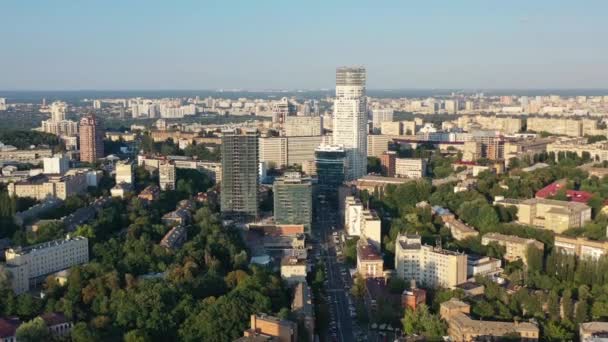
547 139 608 163
280 255 307 286
554 235 608 260
481 232 544 265
441 298 539 341
0 148 53 164
380 151 396 177
242 314 297 342
527 117 583 137
395 158 426 179
367 134 392 158
395 234 467 288
159 161 176 191
344 196 381 250
5 236 89 294
494 197 591 233
259 137 288 168
115 160 134 185
444 219 479 241
284 116 322 137
357 238 383 279
7 171 89 200
381 121 402 135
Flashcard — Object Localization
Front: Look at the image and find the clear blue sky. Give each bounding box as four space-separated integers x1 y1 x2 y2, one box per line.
2 0 606 90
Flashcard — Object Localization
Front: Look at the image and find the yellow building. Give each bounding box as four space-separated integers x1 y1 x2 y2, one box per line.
380 121 402 136
441 298 539 342
395 234 467 288
527 117 583 137
481 232 544 265
7 171 89 200
243 314 297 342
554 235 608 260
495 197 591 233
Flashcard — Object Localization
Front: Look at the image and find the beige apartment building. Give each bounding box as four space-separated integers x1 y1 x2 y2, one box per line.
441 298 539 342
367 134 392 158
495 197 591 233
7 171 89 200
357 239 384 279
547 139 608 163
395 158 426 179
381 121 402 135
242 314 297 342
284 116 322 137
481 232 544 265
5 236 89 294
554 235 608 260
395 234 467 288
457 115 523 134
259 137 288 168
444 219 479 241
527 117 583 137
0 148 54 164
286 136 323 166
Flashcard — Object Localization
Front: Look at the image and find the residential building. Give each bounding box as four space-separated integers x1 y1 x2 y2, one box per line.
291 282 314 342
284 116 322 137
395 158 426 179
286 136 322 166
494 197 591 233
481 232 544 265
243 314 297 342
580 322 608 342
162 208 191 226
221 128 260 220
371 108 394 132
380 151 396 177
160 225 187 250
158 161 176 191
381 121 402 136
0 148 53 164
0 317 20 341
273 172 313 234
333 66 367 180
115 160 134 185
314 145 345 205
280 255 307 286
440 298 539 341
357 238 383 279
7 171 89 200
5 236 89 294
259 137 288 168
466 255 502 278
43 154 69 175
138 185 160 202
444 219 479 241
40 312 73 339
395 234 467 288
40 101 79 137
367 134 391 158
352 175 413 194
79 114 104 163
554 235 608 260
344 196 381 250
547 139 608 163
527 117 583 137
401 280 426 310
535 180 592 203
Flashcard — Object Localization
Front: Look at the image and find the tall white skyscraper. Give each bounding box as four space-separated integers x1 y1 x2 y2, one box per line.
50 101 67 121
333 66 367 180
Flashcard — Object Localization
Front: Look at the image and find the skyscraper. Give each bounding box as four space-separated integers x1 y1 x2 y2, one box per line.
273 172 313 234
221 128 260 220
333 66 367 180
79 114 104 163
315 145 345 206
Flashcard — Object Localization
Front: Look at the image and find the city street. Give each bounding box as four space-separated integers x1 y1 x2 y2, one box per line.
315 202 362 342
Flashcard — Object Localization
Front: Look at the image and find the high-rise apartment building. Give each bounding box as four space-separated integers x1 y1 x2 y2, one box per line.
371 108 394 132
221 128 259 220
43 154 69 175
273 172 313 233
333 67 367 180
284 116 323 137
395 234 467 288
51 101 67 121
41 101 78 137
380 151 396 177
79 115 104 163
315 145 345 205
158 161 176 191
395 158 427 179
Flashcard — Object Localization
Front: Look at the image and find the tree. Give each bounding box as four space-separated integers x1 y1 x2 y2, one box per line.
401 305 447 338
15 317 51 342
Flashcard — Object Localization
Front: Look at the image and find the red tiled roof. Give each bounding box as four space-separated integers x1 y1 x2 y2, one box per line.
535 181 593 203
0 317 21 338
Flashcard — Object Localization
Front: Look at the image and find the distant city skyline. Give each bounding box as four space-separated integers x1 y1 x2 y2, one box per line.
2 1 607 90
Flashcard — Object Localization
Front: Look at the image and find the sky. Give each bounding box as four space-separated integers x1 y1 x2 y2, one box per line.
1 0 607 90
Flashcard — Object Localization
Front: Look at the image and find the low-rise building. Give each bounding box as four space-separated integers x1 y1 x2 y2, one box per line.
280 256 307 286
291 282 314 342
357 238 383 279
466 254 502 278
395 234 467 288
0 148 53 164
444 219 478 241
580 322 608 342
554 235 608 260
440 298 539 341
494 197 591 233
401 280 426 310
395 158 426 179
160 225 188 250
0 317 20 341
481 232 544 265
138 185 160 202
162 208 191 226
242 314 297 342
351 175 414 195
5 236 89 294
7 170 90 200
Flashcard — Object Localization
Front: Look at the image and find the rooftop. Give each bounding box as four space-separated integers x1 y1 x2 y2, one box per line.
357 240 382 261
9 235 87 255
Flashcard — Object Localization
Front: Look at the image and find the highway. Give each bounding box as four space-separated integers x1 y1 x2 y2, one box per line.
315 202 362 342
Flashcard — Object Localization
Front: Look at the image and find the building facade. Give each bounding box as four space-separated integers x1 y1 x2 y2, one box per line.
315 145 345 205
79 115 104 163
273 172 313 234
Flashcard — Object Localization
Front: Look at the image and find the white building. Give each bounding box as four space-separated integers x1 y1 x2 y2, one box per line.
43 154 69 175
395 234 468 288
0 97 7 111
395 158 427 179
333 67 367 180
371 108 394 132
159 161 176 191
344 196 381 251
5 236 89 294
50 101 67 122
115 160 134 185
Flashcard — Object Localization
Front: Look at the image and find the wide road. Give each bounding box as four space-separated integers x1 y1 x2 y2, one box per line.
315 203 359 342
